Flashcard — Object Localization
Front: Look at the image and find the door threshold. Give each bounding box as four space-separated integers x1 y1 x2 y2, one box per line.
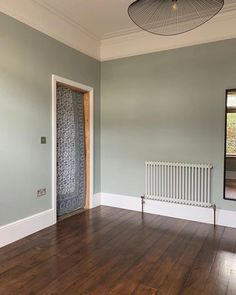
57 208 86 222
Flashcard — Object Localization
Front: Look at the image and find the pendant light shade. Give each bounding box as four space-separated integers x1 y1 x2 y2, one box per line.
128 0 224 36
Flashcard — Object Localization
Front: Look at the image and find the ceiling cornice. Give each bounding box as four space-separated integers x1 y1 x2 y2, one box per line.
0 0 100 60
101 8 236 61
0 1 236 62
102 2 236 40
33 0 100 41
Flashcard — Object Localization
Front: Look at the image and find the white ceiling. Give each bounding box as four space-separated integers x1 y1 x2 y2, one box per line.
35 0 236 39
36 0 136 40
1 0 236 60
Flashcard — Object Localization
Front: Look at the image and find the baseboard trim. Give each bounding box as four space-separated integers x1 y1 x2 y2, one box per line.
91 193 102 208
2 193 235 248
0 209 55 248
100 193 236 228
0 194 101 248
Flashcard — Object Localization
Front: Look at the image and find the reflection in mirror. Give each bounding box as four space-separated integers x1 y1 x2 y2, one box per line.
225 90 236 200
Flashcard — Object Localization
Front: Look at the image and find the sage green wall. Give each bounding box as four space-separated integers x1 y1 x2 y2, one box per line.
101 38 236 211
0 13 100 226
2 11 236 228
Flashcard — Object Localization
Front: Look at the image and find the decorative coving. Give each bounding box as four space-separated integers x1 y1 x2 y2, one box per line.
0 0 100 60
101 8 236 61
1 0 236 61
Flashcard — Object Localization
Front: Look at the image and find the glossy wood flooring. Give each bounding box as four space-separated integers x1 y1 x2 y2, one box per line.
225 179 236 200
0 206 236 295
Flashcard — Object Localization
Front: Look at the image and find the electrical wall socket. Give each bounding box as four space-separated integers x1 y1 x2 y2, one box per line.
41 137 47 144
37 188 46 197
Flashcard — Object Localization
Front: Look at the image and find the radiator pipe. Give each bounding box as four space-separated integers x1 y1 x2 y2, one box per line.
213 204 216 227
141 196 145 214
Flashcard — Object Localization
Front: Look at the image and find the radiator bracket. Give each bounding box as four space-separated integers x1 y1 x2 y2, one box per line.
212 204 216 227
141 196 145 214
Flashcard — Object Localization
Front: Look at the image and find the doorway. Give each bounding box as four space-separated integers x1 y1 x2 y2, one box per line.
52 75 94 222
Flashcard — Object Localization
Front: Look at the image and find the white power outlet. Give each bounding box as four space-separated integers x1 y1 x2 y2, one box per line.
37 188 47 197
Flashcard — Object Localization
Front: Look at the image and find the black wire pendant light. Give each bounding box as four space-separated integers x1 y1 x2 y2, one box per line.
128 0 224 36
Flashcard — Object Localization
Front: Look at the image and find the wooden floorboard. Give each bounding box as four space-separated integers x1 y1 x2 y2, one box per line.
0 206 236 295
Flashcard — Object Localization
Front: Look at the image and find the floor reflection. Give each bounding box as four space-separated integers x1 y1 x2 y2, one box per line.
225 179 236 199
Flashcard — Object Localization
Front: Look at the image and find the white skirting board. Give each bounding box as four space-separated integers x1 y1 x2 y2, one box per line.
0 209 55 248
98 193 236 229
91 193 102 208
0 194 102 248
1 193 236 248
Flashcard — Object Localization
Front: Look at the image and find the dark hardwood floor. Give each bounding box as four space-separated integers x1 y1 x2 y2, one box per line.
0 206 236 295
225 179 236 200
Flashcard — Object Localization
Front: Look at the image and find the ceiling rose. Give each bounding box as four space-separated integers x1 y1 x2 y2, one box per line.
128 0 224 36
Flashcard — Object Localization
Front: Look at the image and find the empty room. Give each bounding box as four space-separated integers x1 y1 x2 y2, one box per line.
1 0 236 294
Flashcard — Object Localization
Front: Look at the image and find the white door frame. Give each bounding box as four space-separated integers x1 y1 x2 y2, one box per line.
52 75 94 224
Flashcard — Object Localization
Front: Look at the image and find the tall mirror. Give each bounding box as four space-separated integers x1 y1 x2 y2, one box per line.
224 89 236 200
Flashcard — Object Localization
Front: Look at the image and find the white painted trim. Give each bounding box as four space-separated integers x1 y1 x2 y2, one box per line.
0 209 54 248
100 193 236 228
102 5 236 40
52 75 94 223
100 10 236 61
226 171 236 180
0 0 100 60
33 0 99 41
91 193 102 208
1 1 236 61
1 193 235 248
217 209 236 228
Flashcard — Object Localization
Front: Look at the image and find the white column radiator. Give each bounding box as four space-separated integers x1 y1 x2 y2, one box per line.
145 161 213 208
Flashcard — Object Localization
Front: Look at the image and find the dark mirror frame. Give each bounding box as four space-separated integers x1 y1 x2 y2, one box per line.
223 88 236 201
